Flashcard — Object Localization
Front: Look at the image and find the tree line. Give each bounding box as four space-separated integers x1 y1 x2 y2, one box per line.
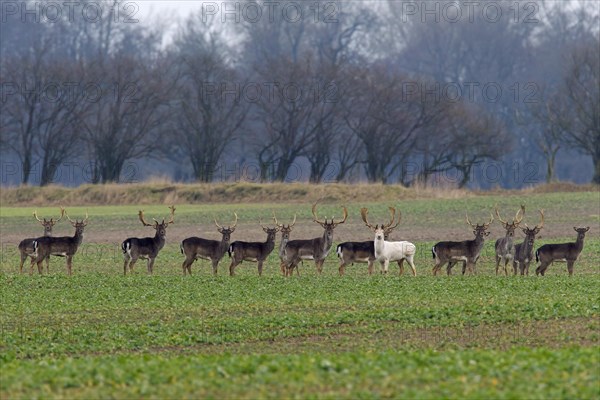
0 0 598 187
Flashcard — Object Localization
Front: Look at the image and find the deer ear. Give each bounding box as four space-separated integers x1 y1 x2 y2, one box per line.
573 227 578 232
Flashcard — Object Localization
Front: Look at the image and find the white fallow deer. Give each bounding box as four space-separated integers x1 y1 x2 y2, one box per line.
283 203 347 276
273 212 296 275
18 207 64 274
494 204 525 275
432 213 494 276
228 219 279 276
180 213 237 275
122 206 175 275
33 211 89 276
336 207 400 276
535 226 589 276
361 207 416 276
513 209 544 275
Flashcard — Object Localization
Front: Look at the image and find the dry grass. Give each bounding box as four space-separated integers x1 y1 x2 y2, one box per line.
0 181 597 206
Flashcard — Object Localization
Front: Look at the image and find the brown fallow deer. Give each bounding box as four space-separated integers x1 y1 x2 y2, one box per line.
273 212 296 275
513 209 544 275
361 207 417 276
494 204 525 276
336 207 400 275
535 226 590 276
180 213 237 275
18 207 64 274
283 203 347 276
122 206 175 275
33 211 89 276
432 213 494 276
228 219 280 276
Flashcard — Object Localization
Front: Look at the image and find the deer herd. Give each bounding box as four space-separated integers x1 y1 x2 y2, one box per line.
16 204 590 277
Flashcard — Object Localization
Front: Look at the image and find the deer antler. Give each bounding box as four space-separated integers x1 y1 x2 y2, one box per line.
259 217 269 230
530 209 544 230
332 206 348 227
82 210 89 224
361 207 377 231
50 207 65 223
514 204 525 225
138 210 154 227
465 213 475 228
289 213 296 228
230 212 238 231
214 218 224 231
312 202 327 226
272 211 281 228
33 210 44 224
494 204 507 225
166 205 175 225
384 206 401 231
484 212 494 228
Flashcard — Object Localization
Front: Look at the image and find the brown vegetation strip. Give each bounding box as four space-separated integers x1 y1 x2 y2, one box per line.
2 182 598 207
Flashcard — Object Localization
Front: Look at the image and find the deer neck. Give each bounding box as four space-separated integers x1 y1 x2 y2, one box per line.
374 236 385 254
219 237 230 256
321 230 333 253
575 234 586 250
152 231 166 249
265 236 275 253
73 230 84 246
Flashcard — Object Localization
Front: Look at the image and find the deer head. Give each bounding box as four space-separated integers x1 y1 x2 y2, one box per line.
521 209 544 245
466 212 494 238
361 206 401 241
214 212 238 243
259 218 280 242
495 204 525 237
33 207 65 235
139 206 175 238
574 226 590 240
273 212 296 241
312 202 347 242
65 210 89 235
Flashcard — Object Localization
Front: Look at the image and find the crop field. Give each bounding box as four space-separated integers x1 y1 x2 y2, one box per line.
0 187 599 398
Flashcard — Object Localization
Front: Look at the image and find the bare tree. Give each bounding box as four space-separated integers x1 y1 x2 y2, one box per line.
172 14 249 182
80 54 174 183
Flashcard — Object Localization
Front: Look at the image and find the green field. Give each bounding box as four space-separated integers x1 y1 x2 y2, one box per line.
1 188 599 398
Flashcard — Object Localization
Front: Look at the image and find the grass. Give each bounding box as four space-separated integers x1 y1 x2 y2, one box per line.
0 188 599 398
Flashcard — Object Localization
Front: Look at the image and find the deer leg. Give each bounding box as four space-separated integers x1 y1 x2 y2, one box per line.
398 260 404 276
338 261 345 276
567 260 575 276
406 256 417 276
315 260 324 274
147 258 155 275
211 259 219 275
19 253 27 274
257 260 264 277
229 258 239 276
181 258 190 276
495 256 500 275
512 261 518 276
66 255 73 276
382 259 389 274
503 258 509 276
128 257 138 274
446 261 455 276
46 257 50 274
525 261 531 276
368 259 374 275
462 261 469 275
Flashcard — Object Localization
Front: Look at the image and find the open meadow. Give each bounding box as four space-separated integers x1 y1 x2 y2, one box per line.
0 184 599 398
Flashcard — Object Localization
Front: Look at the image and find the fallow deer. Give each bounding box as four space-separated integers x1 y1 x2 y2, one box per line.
33 211 89 275
180 213 237 275
494 204 525 275
432 213 494 275
122 206 175 275
273 212 296 275
513 209 544 275
535 226 590 276
361 207 417 275
18 207 64 274
228 220 279 276
336 207 399 275
283 203 347 276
